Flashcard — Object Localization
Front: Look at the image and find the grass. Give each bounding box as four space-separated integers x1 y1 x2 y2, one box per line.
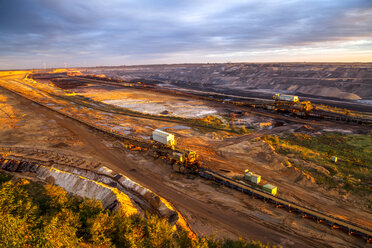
315 104 371 119
0 172 277 248
262 132 372 194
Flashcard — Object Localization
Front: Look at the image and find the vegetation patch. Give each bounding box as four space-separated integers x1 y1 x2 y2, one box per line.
315 104 371 119
0 172 275 248
262 133 372 194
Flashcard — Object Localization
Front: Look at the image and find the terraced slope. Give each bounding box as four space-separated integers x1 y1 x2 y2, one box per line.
83 63 372 100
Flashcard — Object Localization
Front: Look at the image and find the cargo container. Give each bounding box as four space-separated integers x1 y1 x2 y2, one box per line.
273 93 299 103
249 174 261 184
244 171 252 180
263 184 277 196
152 129 175 147
244 171 261 184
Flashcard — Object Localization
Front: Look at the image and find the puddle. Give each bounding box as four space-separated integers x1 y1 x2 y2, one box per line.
103 99 218 118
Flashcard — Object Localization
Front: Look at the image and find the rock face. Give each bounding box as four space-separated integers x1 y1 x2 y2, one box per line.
0 156 178 224
85 63 372 100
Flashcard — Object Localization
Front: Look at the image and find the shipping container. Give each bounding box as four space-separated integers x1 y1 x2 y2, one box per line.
244 171 252 180
263 184 277 196
244 171 261 184
274 93 299 102
249 174 261 184
152 129 175 146
331 156 338 162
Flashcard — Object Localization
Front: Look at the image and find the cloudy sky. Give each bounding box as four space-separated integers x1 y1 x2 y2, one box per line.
0 0 371 69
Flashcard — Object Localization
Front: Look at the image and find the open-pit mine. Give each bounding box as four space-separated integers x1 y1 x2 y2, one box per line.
0 64 371 248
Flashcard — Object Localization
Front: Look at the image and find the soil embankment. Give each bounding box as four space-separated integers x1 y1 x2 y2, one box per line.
82 63 372 101
0 153 178 224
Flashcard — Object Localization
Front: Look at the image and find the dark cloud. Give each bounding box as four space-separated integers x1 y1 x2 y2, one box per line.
0 0 371 69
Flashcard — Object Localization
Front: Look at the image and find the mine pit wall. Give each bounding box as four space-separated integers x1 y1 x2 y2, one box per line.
0 156 180 226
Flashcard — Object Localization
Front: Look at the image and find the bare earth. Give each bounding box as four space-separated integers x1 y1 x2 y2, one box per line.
0 71 371 248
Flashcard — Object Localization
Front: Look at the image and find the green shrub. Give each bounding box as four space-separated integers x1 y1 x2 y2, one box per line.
0 173 276 248
263 133 372 193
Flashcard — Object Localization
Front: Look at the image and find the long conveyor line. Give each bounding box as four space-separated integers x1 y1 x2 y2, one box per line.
199 169 372 242
0 81 371 242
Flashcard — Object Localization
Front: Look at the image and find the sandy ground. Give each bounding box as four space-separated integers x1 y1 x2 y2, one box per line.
78 88 219 118
0 72 371 247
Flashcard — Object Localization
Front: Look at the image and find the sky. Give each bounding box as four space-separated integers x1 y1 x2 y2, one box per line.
0 0 372 69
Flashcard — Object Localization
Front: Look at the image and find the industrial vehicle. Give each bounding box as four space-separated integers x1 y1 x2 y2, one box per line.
150 129 199 173
112 129 199 173
272 93 313 115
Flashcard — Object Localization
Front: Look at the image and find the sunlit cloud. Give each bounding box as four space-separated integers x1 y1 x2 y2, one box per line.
0 0 371 69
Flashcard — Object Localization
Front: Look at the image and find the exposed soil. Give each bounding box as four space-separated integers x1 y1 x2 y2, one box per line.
0 72 371 248
82 63 372 113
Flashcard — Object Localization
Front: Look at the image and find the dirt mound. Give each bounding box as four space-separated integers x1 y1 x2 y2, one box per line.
295 85 361 100
281 166 316 187
160 110 172 115
219 139 318 188
218 140 284 170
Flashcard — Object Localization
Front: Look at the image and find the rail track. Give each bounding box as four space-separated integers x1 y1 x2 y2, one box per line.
13 77 243 134
68 75 372 125
31 73 372 126
1 79 372 242
0 146 103 169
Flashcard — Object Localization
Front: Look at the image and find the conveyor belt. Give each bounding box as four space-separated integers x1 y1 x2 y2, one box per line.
199 169 372 242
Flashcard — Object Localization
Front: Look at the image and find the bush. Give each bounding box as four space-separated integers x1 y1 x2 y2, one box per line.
263 133 372 193
0 174 275 248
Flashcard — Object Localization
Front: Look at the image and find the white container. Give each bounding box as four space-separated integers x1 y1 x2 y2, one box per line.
263 184 277 195
244 171 252 180
152 129 175 146
249 174 261 184
244 171 261 184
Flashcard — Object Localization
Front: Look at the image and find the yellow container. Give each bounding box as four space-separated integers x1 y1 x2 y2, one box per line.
263 184 277 196
331 156 338 162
